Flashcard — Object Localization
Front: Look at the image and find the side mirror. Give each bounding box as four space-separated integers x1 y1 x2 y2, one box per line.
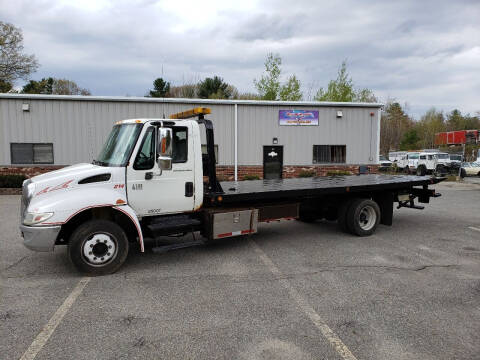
157 128 172 171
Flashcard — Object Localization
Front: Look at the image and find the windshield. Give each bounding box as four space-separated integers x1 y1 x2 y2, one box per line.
450 155 462 161
94 124 143 166
379 155 387 161
436 154 449 159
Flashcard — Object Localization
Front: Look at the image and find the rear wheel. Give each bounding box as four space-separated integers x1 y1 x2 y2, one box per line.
68 219 129 275
346 199 380 236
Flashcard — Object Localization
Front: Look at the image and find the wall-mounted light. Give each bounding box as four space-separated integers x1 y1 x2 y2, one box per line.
22 103 30 112
272 137 278 144
336 110 343 118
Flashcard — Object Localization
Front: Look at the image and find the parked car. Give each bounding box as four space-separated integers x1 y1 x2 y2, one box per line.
397 152 420 173
379 155 392 171
388 151 407 162
460 162 480 178
416 152 460 176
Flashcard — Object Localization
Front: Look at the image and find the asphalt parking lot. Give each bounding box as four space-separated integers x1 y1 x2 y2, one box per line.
1 181 480 360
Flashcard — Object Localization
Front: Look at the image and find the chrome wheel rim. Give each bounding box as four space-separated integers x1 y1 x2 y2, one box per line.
358 205 376 231
82 233 117 265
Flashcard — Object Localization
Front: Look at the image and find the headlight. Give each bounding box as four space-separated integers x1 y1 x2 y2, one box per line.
23 212 54 226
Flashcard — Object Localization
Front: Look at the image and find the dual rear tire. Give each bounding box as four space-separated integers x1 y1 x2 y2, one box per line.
338 198 380 236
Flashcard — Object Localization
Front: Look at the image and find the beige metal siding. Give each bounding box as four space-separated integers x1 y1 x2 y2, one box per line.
237 105 378 165
0 96 379 167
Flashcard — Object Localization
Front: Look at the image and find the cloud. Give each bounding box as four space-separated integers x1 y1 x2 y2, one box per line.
1 0 479 117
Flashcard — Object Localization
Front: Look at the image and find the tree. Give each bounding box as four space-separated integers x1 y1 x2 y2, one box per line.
279 75 302 101
416 108 446 148
314 61 376 103
21 77 90 95
169 84 197 98
0 79 12 92
315 61 355 102
53 78 90 95
399 129 420 150
22 77 54 94
197 76 233 99
149 78 170 98
380 101 414 154
254 53 282 100
446 109 464 131
355 88 378 103
0 22 39 89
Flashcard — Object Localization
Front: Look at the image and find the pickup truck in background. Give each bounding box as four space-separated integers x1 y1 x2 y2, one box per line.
19 108 444 275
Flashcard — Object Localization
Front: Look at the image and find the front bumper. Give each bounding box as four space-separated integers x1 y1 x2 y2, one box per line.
20 224 61 252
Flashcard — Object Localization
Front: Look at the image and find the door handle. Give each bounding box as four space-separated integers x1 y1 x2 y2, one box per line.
185 182 193 197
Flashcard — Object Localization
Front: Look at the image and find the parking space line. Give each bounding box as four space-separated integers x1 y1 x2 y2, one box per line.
468 226 480 233
249 240 357 360
19 277 91 360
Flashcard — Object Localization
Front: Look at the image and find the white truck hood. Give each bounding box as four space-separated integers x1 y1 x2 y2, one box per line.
30 163 109 192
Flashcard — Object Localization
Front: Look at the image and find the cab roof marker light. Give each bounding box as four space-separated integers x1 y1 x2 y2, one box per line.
169 107 211 119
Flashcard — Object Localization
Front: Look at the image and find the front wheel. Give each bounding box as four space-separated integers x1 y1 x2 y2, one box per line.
346 199 380 236
68 219 129 275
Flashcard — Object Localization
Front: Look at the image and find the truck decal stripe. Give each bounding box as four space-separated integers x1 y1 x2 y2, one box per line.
41 204 144 253
217 229 254 238
41 204 115 225
114 206 144 252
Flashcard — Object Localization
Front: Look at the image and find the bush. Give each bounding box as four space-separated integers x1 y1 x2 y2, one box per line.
0 174 27 188
243 174 260 180
298 170 316 177
326 170 352 176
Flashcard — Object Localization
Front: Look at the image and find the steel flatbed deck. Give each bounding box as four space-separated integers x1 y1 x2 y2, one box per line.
212 174 441 203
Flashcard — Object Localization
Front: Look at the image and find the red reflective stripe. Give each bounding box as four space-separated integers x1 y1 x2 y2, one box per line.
115 206 144 252
241 229 253 234
217 232 232 238
40 204 114 225
260 216 297 223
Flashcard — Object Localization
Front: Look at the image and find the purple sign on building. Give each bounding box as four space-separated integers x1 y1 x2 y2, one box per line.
279 110 319 126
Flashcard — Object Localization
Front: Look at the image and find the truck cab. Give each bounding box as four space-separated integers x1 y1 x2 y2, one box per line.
20 109 213 274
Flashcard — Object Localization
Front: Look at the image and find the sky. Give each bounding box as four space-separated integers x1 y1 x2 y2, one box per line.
1 0 479 119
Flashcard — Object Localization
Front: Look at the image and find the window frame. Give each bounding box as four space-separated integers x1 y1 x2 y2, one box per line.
133 127 156 171
10 142 54 165
170 126 188 164
312 145 346 164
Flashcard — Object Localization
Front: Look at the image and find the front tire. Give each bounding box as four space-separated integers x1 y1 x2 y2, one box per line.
68 219 129 275
346 199 380 236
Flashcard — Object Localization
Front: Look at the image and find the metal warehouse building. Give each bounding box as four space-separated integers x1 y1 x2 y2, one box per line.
0 94 382 180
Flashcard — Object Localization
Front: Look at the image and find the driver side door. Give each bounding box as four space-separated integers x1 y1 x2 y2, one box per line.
126 124 196 216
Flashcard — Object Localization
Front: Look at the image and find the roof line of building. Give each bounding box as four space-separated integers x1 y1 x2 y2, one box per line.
0 93 383 108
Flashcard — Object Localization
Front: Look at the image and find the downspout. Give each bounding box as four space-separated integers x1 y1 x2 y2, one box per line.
234 103 238 181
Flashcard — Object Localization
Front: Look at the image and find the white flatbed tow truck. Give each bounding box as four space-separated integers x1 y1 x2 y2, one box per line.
19 108 444 275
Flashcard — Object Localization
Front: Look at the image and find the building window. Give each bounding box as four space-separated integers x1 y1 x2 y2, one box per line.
11 143 54 164
313 145 346 164
201 144 219 164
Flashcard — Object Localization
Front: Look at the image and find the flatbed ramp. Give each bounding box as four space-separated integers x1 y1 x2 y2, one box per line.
216 174 436 203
